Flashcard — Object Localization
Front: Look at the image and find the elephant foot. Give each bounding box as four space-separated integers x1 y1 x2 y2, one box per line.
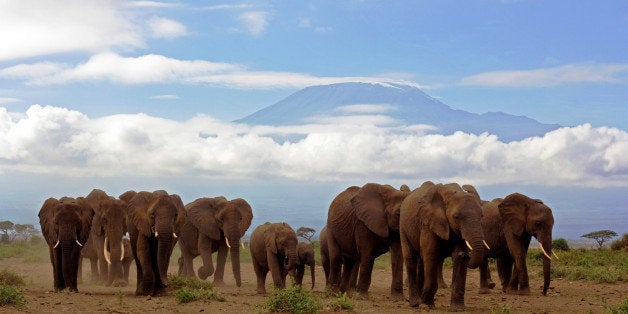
518 287 531 295
198 266 214 280
256 287 266 295
478 287 491 294
488 281 496 289
390 291 404 302
213 279 225 287
409 295 421 307
449 303 466 312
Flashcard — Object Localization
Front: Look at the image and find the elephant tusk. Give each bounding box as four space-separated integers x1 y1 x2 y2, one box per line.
538 243 552 260
75 240 83 247
53 240 60 249
104 237 112 265
225 237 231 249
120 240 125 261
483 240 491 250
154 231 159 238
465 240 473 251
172 232 178 239
552 250 559 260
240 239 245 249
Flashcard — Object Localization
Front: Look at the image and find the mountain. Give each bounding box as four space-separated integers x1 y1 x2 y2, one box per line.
235 82 561 142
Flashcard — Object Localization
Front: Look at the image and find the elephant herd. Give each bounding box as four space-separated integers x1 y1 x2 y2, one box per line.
319 182 556 311
38 182 555 311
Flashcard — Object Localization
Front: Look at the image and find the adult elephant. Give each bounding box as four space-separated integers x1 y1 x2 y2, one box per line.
326 183 410 299
400 182 485 311
39 197 94 292
85 189 131 287
498 192 555 296
178 197 253 287
127 190 186 296
294 242 315 289
249 222 299 294
319 226 330 286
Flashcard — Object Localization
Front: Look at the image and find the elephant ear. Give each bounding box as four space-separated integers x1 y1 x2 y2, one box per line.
351 183 389 238
168 194 187 235
74 197 95 245
265 226 278 254
499 193 527 236
38 197 60 245
418 184 450 240
233 198 253 237
186 197 224 240
462 184 481 202
127 192 153 237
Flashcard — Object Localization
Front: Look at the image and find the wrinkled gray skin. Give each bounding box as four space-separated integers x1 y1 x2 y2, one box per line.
249 222 300 294
178 197 253 287
127 190 186 296
400 182 485 311
293 242 316 289
39 197 94 292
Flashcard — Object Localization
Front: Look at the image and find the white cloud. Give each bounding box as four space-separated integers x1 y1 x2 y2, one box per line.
1 105 627 187
238 11 269 35
0 98 22 104
148 17 188 38
0 0 144 61
462 63 628 87
127 1 182 8
0 53 424 89
335 104 396 114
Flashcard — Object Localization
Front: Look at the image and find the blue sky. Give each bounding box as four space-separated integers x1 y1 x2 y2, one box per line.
1 1 627 234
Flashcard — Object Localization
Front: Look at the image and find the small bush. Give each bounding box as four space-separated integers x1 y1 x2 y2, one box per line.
552 238 570 251
168 274 224 304
328 292 354 311
0 270 25 286
264 285 322 314
0 284 26 307
610 233 628 251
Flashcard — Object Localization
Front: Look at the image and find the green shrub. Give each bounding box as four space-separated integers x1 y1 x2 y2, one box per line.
264 285 322 314
546 248 627 283
168 274 224 304
610 233 628 251
328 292 354 311
0 284 26 307
552 238 570 251
0 270 25 286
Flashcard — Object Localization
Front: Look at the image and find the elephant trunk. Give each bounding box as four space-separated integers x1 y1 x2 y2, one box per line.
225 228 242 287
461 224 485 269
284 247 299 271
157 232 174 286
60 241 77 291
105 236 125 286
539 237 553 296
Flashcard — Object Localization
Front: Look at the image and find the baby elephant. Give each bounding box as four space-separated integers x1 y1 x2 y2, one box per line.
250 222 300 294
293 242 316 289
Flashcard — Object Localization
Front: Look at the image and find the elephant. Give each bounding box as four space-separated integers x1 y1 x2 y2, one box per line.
400 182 486 311
39 196 94 292
326 183 410 299
85 189 132 287
249 222 300 294
293 242 315 289
178 196 253 287
498 192 555 296
127 190 186 296
319 226 330 286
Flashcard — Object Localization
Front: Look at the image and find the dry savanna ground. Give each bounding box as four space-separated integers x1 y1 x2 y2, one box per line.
0 243 626 313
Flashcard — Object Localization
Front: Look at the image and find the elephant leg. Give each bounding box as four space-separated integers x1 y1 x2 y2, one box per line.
389 239 404 300
497 256 512 292
213 241 228 286
267 251 285 290
197 236 215 280
88 258 99 283
437 258 447 288
507 237 530 295
94 236 108 284
355 255 376 299
403 244 421 307
339 258 356 295
135 236 155 295
449 246 469 312
77 258 83 284
327 236 343 293
295 265 305 286
123 259 132 282
479 258 491 294
419 237 439 309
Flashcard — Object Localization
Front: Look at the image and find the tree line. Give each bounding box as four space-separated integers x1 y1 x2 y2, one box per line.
0 220 40 244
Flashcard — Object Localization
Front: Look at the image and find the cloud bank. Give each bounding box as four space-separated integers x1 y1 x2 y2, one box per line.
1 105 626 188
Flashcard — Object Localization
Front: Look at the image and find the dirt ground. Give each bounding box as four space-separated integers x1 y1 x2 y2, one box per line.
0 255 626 313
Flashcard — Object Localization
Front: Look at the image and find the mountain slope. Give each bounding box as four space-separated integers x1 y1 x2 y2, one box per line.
236 82 560 142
